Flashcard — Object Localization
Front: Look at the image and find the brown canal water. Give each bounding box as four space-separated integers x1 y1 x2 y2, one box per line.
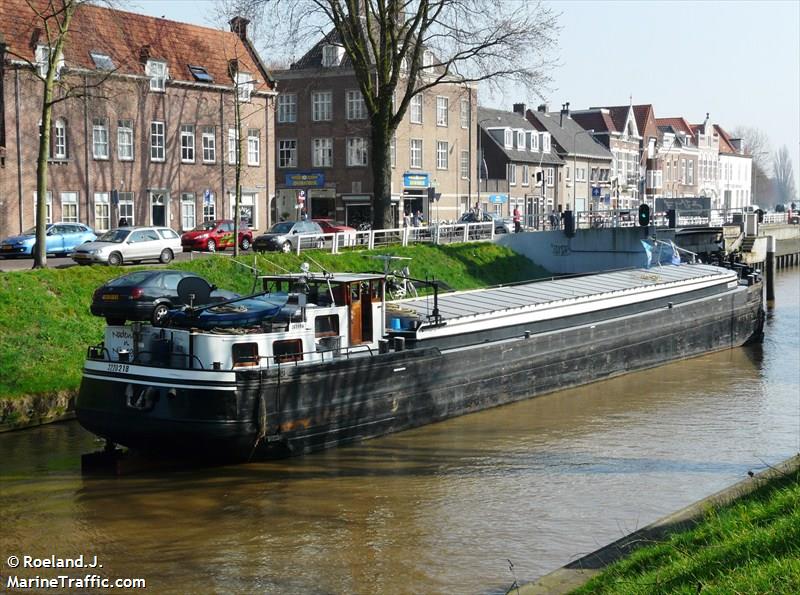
2 270 799 594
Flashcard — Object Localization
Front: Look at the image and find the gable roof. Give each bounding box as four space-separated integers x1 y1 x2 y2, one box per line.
570 110 617 134
655 117 695 143
525 110 612 161
477 106 563 165
0 0 274 91
713 124 740 154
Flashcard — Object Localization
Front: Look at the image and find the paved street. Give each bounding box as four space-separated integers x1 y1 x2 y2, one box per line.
0 251 196 272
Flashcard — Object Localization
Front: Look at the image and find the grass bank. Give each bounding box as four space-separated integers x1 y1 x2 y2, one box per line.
571 464 800 594
0 243 547 425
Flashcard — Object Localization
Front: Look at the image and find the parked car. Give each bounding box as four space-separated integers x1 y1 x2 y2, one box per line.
313 218 358 246
71 226 182 266
0 222 95 257
180 219 253 252
253 221 325 253
458 211 512 234
91 270 237 326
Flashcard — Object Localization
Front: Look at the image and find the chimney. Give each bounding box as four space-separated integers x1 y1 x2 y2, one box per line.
537 103 548 113
229 16 251 40
139 44 151 64
513 103 526 116
559 101 570 127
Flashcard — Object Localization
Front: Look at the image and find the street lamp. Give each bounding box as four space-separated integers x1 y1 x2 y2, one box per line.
477 116 501 210
571 128 594 211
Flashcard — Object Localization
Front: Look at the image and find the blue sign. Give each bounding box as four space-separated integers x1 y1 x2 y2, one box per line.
604 194 611 203
285 172 325 188
204 188 212 204
488 194 508 204
592 186 601 197
403 173 430 188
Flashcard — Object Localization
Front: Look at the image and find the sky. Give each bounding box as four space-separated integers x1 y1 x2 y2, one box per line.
132 0 800 189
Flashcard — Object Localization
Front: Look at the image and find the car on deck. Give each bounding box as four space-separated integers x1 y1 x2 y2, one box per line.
90 270 237 326
0 223 96 257
180 219 253 252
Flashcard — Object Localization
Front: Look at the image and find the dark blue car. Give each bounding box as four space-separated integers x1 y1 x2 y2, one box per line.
0 222 96 257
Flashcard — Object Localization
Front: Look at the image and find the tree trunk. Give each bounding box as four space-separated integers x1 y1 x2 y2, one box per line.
371 112 393 229
33 76 54 269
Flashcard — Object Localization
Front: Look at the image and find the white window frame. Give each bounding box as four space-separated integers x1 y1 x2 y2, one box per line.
228 129 240 165
181 193 196 230
546 167 554 187
436 141 448 170
460 98 469 129
508 163 517 185
346 137 368 167
522 165 529 186
278 139 297 168
517 130 525 149
460 150 469 179
390 136 396 168
118 192 134 226
146 60 167 92
436 96 448 127
33 192 53 224
203 197 216 222
410 94 423 124
53 118 67 159
202 126 216 163
230 191 258 229
312 91 332 122
346 90 367 120
92 118 109 160
117 119 133 161
150 121 165 162
542 133 551 152
93 192 110 231
277 94 297 123
410 139 423 169
247 129 260 166
35 45 63 80
504 129 513 149
322 45 341 67
530 132 539 151
60 191 79 222
236 72 253 102
180 124 195 163
312 137 333 168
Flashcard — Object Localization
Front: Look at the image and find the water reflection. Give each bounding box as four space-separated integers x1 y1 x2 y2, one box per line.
2 270 798 593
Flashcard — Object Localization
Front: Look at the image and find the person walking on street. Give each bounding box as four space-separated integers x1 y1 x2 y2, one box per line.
513 206 522 233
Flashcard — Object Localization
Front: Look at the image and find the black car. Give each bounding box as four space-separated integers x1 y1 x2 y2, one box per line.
91 270 235 326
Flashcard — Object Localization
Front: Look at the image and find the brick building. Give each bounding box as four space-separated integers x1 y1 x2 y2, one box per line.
0 0 276 239
273 33 477 227
654 117 699 198
477 105 563 224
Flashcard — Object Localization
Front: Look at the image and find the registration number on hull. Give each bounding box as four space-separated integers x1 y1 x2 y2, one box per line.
107 363 130 373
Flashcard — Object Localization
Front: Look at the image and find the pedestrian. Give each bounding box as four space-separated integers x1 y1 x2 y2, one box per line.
118 217 129 227
403 210 411 228
513 206 522 233
414 210 423 226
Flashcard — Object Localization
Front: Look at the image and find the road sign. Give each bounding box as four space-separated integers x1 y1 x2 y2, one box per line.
204 189 212 204
591 186 601 197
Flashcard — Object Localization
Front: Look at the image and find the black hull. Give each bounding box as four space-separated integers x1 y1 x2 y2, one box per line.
76 283 764 461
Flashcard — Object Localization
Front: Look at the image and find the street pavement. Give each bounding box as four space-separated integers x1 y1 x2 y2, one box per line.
0 251 196 272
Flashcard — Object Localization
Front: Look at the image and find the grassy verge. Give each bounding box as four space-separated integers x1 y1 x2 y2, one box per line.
0 243 548 403
572 467 800 594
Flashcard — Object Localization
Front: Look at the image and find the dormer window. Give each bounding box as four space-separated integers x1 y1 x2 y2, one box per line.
541 132 551 152
322 44 343 67
35 45 64 80
516 130 525 149
423 50 434 68
530 131 539 151
189 65 213 83
504 129 513 149
90 52 115 71
235 72 253 102
146 60 167 92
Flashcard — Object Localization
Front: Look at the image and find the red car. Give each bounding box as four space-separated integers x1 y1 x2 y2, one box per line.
181 220 253 252
313 218 358 246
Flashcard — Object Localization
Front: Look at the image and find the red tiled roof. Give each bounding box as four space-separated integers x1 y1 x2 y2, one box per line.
655 117 695 140
714 124 738 154
632 104 654 133
0 0 273 91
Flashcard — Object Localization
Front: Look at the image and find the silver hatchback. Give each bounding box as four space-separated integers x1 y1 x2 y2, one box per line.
71 227 182 266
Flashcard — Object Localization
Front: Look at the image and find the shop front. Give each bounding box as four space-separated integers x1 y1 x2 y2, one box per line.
402 173 431 222
276 172 331 222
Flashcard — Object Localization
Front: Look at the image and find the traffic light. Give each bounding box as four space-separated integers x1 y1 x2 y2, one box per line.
638 204 650 227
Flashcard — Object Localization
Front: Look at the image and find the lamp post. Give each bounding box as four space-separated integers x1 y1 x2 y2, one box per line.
571 128 594 212
476 116 501 211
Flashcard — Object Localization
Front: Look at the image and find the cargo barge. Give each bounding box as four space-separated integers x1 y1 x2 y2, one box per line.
76 263 764 461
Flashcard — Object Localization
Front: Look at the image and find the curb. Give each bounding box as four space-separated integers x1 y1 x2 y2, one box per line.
518 453 800 594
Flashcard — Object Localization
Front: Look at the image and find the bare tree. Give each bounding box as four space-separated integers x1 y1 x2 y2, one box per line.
228 0 559 228
8 0 117 268
731 126 772 205
773 146 798 206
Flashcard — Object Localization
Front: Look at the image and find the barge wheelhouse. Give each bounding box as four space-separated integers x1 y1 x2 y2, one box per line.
76 264 764 461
